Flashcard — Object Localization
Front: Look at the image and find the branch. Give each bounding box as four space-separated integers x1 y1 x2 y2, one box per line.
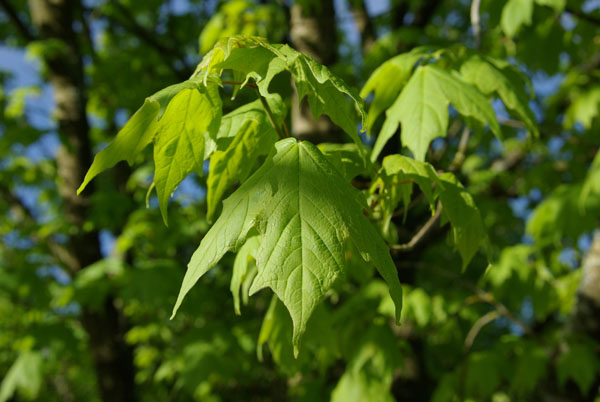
449 126 470 172
391 202 442 253
0 0 35 41
565 6 600 26
464 310 499 349
470 0 482 48
0 185 80 272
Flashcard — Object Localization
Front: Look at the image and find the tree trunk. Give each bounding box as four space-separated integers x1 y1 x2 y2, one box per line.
27 1 136 401
350 0 376 54
573 230 600 339
289 0 341 143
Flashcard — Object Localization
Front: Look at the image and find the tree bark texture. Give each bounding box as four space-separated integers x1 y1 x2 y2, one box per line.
27 1 136 401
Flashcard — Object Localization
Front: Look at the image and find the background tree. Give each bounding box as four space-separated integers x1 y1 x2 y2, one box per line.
0 0 599 401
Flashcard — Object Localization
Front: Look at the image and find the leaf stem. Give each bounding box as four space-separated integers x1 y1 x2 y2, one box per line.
255 88 287 140
222 80 258 89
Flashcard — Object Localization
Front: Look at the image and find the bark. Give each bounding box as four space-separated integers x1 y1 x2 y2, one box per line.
27 1 136 401
349 0 376 54
289 0 342 143
573 230 600 339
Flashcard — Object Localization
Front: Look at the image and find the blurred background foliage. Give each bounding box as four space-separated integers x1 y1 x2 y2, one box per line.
0 0 600 401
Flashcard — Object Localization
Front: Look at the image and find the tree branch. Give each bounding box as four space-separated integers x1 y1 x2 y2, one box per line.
0 0 35 41
470 0 482 48
565 6 600 26
0 184 80 272
391 202 442 253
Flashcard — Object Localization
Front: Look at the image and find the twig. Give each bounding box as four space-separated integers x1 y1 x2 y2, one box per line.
470 0 482 49
565 6 600 26
390 202 442 253
498 117 526 129
0 185 80 272
466 292 534 337
426 265 534 336
256 88 286 140
450 126 470 172
464 310 499 349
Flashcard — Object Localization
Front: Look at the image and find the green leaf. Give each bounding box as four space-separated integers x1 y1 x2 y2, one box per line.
331 325 399 402
153 85 222 223
78 100 160 194
230 235 260 315
257 295 337 374
556 343 600 394
289 53 366 152
78 78 222 224
371 65 500 161
510 345 548 395
0 351 43 402
581 150 600 206
501 0 534 37
459 55 538 137
564 87 600 130
528 184 600 245
535 0 565 12
436 173 488 268
206 96 285 221
171 138 402 351
381 154 438 210
377 155 487 267
213 37 367 151
318 143 369 181
360 47 433 133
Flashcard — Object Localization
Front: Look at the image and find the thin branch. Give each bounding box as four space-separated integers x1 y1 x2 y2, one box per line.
450 126 471 172
0 0 35 41
470 0 482 49
498 117 526 129
391 202 442 253
464 310 499 349
0 185 80 272
427 265 534 336
565 6 600 26
466 291 534 337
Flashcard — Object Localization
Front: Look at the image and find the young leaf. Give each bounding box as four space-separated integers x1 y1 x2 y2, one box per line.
382 154 439 210
371 65 501 162
360 47 433 133
171 138 402 350
436 173 488 268
378 156 487 267
78 78 222 224
230 235 260 315
213 37 367 151
206 96 286 221
501 0 534 37
459 55 538 137
154 85 222 223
